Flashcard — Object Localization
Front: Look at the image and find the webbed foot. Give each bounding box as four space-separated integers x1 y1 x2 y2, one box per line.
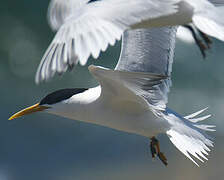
150 136 168 166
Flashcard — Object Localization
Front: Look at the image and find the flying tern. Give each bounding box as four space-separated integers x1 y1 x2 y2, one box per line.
9 27 215 166
35 0 224 83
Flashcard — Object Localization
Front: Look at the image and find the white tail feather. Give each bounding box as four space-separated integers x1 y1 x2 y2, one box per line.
189 115 212 123
165 108 215 166
194 124 216 132
184 107 216 131
184 107 208 120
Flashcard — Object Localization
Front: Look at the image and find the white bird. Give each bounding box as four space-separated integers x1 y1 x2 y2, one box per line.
9 27 215 166
35 0 224 83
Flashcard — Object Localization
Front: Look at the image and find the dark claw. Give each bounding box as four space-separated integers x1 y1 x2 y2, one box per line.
198 30 213 49
197 40 207 59
150 137 168 166
158 152 168 166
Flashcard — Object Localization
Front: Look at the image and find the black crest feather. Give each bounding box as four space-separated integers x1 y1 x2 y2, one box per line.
40 88 88 105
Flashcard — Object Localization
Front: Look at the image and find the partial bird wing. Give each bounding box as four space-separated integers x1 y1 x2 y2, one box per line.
88 65 167 112
176 0 224 57
192 5 224 43
115 27 177 110
180 0 224 42
48 0 90 31
208 0 224 6
35 0 178 84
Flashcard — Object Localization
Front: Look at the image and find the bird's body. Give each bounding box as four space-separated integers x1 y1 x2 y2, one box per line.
46 27 177 137
46 86 168 137
9 0 220 166
9 27 215 166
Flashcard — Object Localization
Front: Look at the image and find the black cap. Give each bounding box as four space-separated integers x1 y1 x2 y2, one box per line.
39 88 88 105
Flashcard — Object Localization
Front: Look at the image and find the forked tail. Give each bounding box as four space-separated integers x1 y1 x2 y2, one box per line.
164 108 215 166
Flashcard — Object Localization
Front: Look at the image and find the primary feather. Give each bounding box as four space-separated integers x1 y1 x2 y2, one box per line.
115 27 177 110
113 27 215 166
35 0 179 83
36 0 224 83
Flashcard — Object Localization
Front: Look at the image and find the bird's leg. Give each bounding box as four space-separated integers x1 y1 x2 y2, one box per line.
183 25 207 59
198 30 212 49
150 137 157 158
150 136 168 166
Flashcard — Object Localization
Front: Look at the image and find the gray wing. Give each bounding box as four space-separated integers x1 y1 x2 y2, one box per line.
115 27 177 109
88 65 167 112
35 0 178 84
208 0 224 6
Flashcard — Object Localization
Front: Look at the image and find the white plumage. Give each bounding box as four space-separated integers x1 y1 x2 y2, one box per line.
10 0 219 167
42 27 214 166
35 0 224 83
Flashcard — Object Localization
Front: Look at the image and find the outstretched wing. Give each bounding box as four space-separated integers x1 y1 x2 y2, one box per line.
115 27 177 109
47 0 90 31
35 0 178 83
88 65 167 112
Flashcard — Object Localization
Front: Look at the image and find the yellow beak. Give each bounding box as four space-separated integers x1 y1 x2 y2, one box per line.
8 103 49 120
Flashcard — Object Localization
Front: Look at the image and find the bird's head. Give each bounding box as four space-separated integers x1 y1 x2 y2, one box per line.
8 88 88 120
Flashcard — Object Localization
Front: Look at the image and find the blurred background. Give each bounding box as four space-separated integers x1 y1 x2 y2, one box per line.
1 1 224 180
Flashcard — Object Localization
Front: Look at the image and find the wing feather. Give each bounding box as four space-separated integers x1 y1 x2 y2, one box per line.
48 0 90 30
88 65 167 110
115 27 177 109
208 0 224 6
36 0 178 83
37 0 224 83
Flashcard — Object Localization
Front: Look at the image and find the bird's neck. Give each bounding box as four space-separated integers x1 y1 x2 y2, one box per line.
47 86 101 122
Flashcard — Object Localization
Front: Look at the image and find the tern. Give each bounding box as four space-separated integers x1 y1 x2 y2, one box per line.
35 0 224 83
9 27 215 166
